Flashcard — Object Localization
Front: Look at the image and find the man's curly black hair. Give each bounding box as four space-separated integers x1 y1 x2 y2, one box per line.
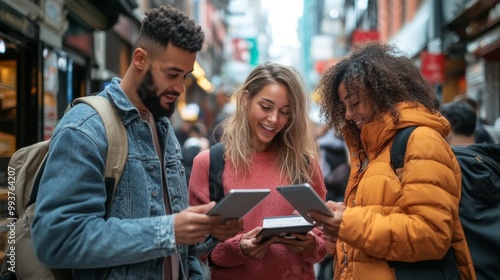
135 5 204 53
316 42 439 143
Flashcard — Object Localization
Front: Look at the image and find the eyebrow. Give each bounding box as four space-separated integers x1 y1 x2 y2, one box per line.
165 66 192 75
343 92 359 102
261 97 290 108
342 93 353 101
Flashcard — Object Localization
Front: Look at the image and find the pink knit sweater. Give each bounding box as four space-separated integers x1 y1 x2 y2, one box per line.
189 149 328 280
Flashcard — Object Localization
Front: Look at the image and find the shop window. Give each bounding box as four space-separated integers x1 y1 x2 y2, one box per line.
42 48 71 139
0 59 16 156
0 42 17 260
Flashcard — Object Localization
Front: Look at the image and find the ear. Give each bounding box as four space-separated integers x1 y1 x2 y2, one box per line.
132 48 148 71
242 90 249 106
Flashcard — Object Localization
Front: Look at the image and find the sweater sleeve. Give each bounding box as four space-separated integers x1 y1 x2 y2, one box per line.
297 227 328 264
300 156 328 263
208 233 255 267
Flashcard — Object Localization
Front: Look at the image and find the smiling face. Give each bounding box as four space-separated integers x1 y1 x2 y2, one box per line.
247 83 290 152
137 44 196 118
338 82 375 129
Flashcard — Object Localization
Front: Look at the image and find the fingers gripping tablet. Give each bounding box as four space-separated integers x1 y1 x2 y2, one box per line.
207 189 271 221
276 183 333 224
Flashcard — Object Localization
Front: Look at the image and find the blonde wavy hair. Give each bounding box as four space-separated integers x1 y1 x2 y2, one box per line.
220 62 318 184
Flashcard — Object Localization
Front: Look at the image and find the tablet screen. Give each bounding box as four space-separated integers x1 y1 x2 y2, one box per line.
277 183 333 223
207 189 271 221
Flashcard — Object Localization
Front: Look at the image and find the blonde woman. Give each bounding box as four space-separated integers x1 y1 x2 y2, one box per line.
189 62 327 280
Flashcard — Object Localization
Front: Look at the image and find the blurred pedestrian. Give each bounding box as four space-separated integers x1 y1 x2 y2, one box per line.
310 42 476 280
317 126 350 202
453 94 494 144
210 89 235 145
440 101 476 146
183 122 210 183
440 100 500 280
189 62 327 280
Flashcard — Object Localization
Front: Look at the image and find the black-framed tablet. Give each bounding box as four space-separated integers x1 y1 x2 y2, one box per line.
256 215 315 242
206 189 271 221
257 225 315 242
276 183 333 223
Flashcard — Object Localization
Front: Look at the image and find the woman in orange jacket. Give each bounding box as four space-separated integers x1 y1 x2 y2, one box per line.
310 43 476 280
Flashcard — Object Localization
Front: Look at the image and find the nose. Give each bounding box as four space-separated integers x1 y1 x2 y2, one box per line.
267 110 279 123
173 79 185 95
345 107 353 120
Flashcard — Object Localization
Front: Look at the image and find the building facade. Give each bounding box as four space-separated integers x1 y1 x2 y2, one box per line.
338 0 500 128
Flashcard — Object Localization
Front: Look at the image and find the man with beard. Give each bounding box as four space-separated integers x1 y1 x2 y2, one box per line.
31 6 242 280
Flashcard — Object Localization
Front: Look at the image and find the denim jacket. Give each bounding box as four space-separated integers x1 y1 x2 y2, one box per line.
32 78 214 279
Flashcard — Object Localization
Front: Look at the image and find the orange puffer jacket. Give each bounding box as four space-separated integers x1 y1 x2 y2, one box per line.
331 103 476 280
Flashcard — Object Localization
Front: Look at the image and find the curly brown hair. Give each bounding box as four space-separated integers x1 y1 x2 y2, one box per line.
316 42 439 144
135 5 204 52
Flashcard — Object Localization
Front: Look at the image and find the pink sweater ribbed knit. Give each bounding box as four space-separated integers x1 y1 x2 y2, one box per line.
189 149 328 280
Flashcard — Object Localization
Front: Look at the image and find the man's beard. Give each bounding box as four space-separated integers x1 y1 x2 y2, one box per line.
137 69 177 119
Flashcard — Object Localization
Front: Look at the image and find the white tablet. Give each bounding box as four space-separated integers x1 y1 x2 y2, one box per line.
276 183 333 224
207 189 271 221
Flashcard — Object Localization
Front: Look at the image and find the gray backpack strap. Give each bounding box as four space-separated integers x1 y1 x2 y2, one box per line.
71 96 128 218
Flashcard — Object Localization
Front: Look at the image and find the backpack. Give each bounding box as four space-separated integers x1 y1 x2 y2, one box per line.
390 126 500 280
0 95 128 280
208 143 226 203
207 142 311 201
